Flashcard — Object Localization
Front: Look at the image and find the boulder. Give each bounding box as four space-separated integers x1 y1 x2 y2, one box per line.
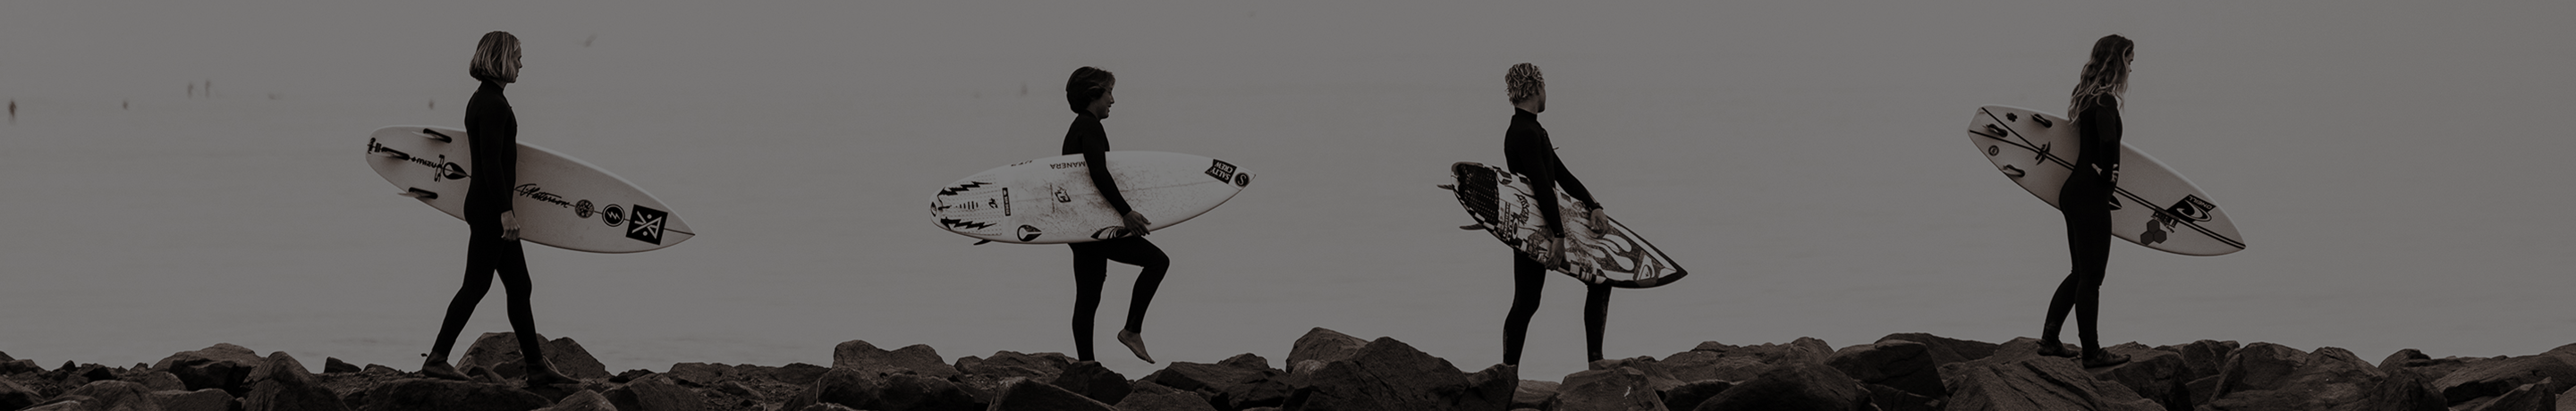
992 377 1117 411
453 332 613 380
21 399 89 411
151 343 264 394
1657 380 1731 411
1863 383 1937 411
2378 348 2432 369
1589 356 1688 392
1221 354 1284 375
59 380 160 411
362 365 402 375
149 389 237 411
1825 340 1940 398
1694 361 1868 411
132 371 186 391
1053 360 1134 405
323 357 359 374
1281 336 1483 411
2463 378 2555 411
2212 342 2308 397
1555 367 1667 411
2199 347 2387 411
766 363 831 385
1286 328 1368 366
243 351 352 411
875 372 981 411
2 358 42 375
0 379 40 410
534 390 616 411
959 351 1072 381
2430 355 2576 405
2154 340 2238 382
358 378 552 411
830 340 959 378
603 374 702 411
1936 351 2162 411
796 404 860 411
781 368 880 411
2343 367 2446 411
2559 385 2576 411
2084 343 2190 411
1216 376 1293 410
1116 382 1217 411
1144 361 1265 394
662 362 736 387
1511 380 1561 410
1875 332 2002 367
1665 338 1839 383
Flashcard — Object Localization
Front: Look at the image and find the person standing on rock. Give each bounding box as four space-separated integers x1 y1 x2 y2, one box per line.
1496 63 1617 365
417 31 582 386
2035 35 2134 368
1060 66 1166 364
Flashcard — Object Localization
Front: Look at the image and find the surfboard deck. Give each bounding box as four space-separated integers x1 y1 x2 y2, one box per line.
1967 105 2245 256
366 125 695 253
933 151 1250 244
1445 162 1687 289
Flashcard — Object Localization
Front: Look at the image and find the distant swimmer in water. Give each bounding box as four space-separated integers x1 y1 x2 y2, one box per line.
1059 66 1166 364
1495 63 1619 365
416 31 582 387
2034 35 2134 368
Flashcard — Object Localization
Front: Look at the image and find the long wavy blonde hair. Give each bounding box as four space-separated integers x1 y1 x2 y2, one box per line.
469 31 521 83
2069 35 2133 117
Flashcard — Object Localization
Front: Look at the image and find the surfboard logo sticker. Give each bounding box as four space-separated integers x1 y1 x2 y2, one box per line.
940 218 996 231
1235 173 1251 187
938 181 990 197
626 206 668 245
602 205 625 227
574 200 595 219
1205 159 1238 183
1017 225 1043 241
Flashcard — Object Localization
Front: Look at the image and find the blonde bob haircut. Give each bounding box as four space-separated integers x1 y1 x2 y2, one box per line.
470 31 521 83
1504 63 1544 104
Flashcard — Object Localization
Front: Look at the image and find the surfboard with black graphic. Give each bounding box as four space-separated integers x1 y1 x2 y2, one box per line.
1967 105 2246 256
932 151 1250 244
1443 162 1687 289
364 125 695 253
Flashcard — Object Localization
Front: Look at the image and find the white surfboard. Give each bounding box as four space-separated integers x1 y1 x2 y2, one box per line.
365 125 695 253
1967 105 2245 256
933 151 1250 244
1442 162 1687 289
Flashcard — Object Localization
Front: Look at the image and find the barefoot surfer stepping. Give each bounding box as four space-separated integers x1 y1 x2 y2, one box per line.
1062 66 1165 364
2035 35 2135 368
417 31 580 386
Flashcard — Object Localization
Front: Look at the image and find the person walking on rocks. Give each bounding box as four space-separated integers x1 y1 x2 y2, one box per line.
1496 63 1618 365
1060 66 1166 364
2035 35 2135 368
418 31 582 386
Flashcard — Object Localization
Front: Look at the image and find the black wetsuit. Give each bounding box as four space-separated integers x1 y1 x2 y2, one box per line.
431 80 551 365
1063 113 1169 362
2043 95 2122 350
1500 108 1611 365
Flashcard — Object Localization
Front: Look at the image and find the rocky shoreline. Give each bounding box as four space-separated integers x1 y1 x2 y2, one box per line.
3 328 2572 411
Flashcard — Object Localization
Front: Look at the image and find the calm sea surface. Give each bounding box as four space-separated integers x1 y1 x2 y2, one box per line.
4 2 2572 379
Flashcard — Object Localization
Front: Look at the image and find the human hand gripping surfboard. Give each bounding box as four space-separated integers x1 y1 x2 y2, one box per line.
931 151 1250 245
1442 162 1687 289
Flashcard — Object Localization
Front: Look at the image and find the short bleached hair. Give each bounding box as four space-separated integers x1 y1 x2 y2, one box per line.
469 31 521 83
1504 63 1545 104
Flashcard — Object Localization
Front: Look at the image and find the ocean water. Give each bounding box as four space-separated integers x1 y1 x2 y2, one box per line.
4 1 2573 381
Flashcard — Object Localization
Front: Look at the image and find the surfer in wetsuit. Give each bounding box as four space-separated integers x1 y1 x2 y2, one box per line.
418 31 581 386
1061 66 1165 364
2037 35 2133 368
1497 63 1618 365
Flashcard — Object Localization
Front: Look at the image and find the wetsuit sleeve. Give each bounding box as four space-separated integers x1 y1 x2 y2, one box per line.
1550 151 1602 211
464 96 516 214
1073 123 1136 215
2080 95 2123 183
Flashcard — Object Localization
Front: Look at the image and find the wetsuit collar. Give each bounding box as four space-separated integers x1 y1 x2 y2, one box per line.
478 80 505 92
1513 108 1537 120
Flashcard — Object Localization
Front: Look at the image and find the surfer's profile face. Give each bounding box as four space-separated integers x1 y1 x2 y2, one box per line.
1088 84 1115 119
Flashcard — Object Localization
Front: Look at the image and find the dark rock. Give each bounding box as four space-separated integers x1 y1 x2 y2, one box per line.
716 381 758 398
0 379 40 410
1555 366 1667 411
1863 383 1937 411
992 377 1117 411
611 369 653 383
2 358 41 375
1937 350 2162 411
61 380 160 411
2343 366 2445 411
359 378 552 411
1144 361 1265 394
2200 347 2424 411
2154 340 2238 382
1825 340 1940 398
1287 328 1368 367
831 340 959 378
2085 343 2190 411
1511 380 1560 410
535 390 616 411
2185 375 2219 407
131 371 185 391
2212 342 2308 396
1118 382 1217 411
2546 343 2576 363
1054 360 1134 405
454 332 613 380
322 357 358 374
245 351 352 411
877 372 981 411
1216 376 1293 410
1665 339 1838 383
767 363 830 385
151 388 238 411
959 351 1072 381
2559 385 2575 411
663 362 736 387
1221 354 1284 375
77 365 118 382
1589 356 1688 392
361 365 401 375
1695 361 1868 411
2431 355 2576 405
780 367 879 411
152 343 263 394
603 374 702 411
21 398 90 411
2378 348 2432 369
1658 380 1730 411
796 404 860 411
1876 332 2002 367
2464 378 2555 411
1282 337 1485 411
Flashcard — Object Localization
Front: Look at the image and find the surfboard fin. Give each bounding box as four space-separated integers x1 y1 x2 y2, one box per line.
1436 184 1455 190
1458 223 1485 231
972 239 994 245
398 188 438 199
418 129 453 143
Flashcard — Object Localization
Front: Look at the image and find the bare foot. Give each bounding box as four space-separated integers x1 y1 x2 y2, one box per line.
419 356 470 382
524 360 580 387
1117 330 1155 364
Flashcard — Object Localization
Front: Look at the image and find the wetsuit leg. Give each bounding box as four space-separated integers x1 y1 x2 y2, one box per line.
1069 243 1110 361
1090 238 1170 334
492 239 547 365
431 223 504 359
1503 252 1546 365
2067 199 2112 350
1582 283 1612 363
